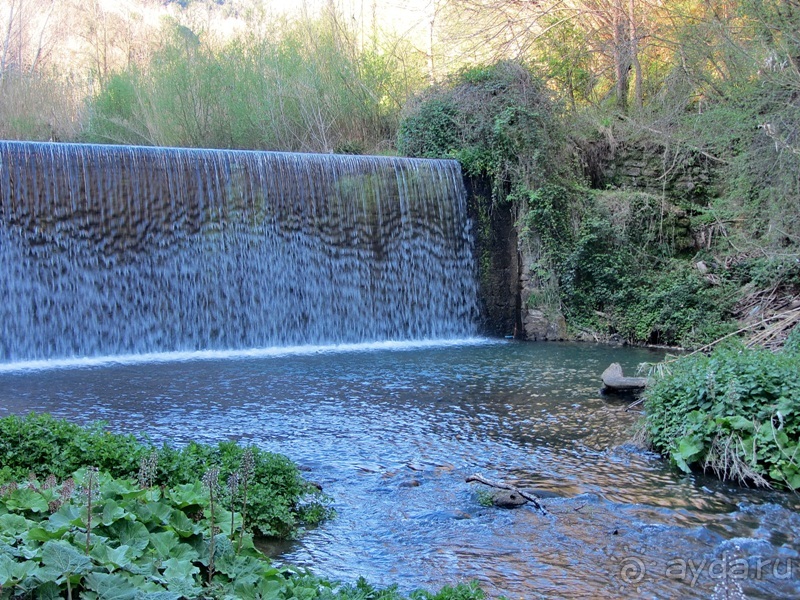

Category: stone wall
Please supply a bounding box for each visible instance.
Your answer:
[517,226,568,341]
[583,139,716,205]
[467,139,715,342]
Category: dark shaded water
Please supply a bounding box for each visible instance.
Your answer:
[0,341,798,599]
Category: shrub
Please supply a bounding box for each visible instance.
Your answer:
[0,413,328,537]
[644,345,800,489]
[558,191,735,346]
[397,61,568,201]
[0,71,85,142]
[85,13,422,153]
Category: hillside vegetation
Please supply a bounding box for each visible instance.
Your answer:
[1,0,798,348]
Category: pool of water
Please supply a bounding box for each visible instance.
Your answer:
[1,340,797,598]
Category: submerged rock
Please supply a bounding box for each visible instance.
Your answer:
[491,490,528,508]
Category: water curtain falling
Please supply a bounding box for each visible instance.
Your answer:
[0,142,479,362]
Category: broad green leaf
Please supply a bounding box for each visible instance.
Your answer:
[162,557,199,581]
[149,531,180,559]
[168,510,200,538]
[40,539,93,574]
[84,572,139,600]
[0,541,21,558]
[48,504,83,529]
[162,557,201,598]
[167,483,207,509]
[214,509,242,536]
[133,501,173,526]
[3,488,49,513]
[169,542,200,562]
[210,533,235,561]
[136,593,181,600]
[101,499,129,526]
[123,558,160,579]
[37,540,93,583]
[234,580,261,600]
[718,415,755,433]
[164,579,203,599]
[99,477,139,498]
[256,577,287,600]
[121,573,165,592]
[26,525,69,542]
[90,543,132,571]
[672,437,704,473]
[0,513,33,536]
[72,530,111,554]
[0,554,13,586]
[14,559,38,580]
[106,520,150,553]
[34,581,62,600]
[216,552,268,586]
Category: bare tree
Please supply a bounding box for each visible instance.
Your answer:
[0,0,58,77]
[438,0,655,111]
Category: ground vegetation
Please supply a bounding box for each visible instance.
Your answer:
[0,414,487,599]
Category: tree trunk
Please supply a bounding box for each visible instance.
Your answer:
[612,0,629,112]
[629,0,642,109]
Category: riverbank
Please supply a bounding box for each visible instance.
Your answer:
[640,333,800,491]
[0,413,485,599]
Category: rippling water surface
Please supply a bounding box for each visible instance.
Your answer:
[1,340,798,598]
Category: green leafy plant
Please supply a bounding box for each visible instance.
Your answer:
[0,470,487,599]
[0,468,309,599]
[644,344,800,489]
[398,61,568,202]
[555,189,735,346]
[0,413,330,538]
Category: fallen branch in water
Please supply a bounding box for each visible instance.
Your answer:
[466,474,548,514]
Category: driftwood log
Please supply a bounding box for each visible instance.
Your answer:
[466,474,548,514]
[601,363,648,392]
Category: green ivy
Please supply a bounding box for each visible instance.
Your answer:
[398,61,567,203]
[557,192,735,346]
[396,98,459,158]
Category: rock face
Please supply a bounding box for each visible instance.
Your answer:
[466,176,521,338]
[523,309,567,341]
[582,139,715,207]
[518,223,568,341]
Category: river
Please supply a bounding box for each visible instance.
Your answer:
[0,340,797,598]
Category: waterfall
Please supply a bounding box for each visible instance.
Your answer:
[0,142,479,362]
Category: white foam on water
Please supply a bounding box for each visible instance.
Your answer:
[0,337,496,373]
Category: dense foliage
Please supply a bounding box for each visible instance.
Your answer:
[0,468,486,599]
[644,340,800,489]
[398,61,568,201]
[555,191,740,346]
[0,413,327,538]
